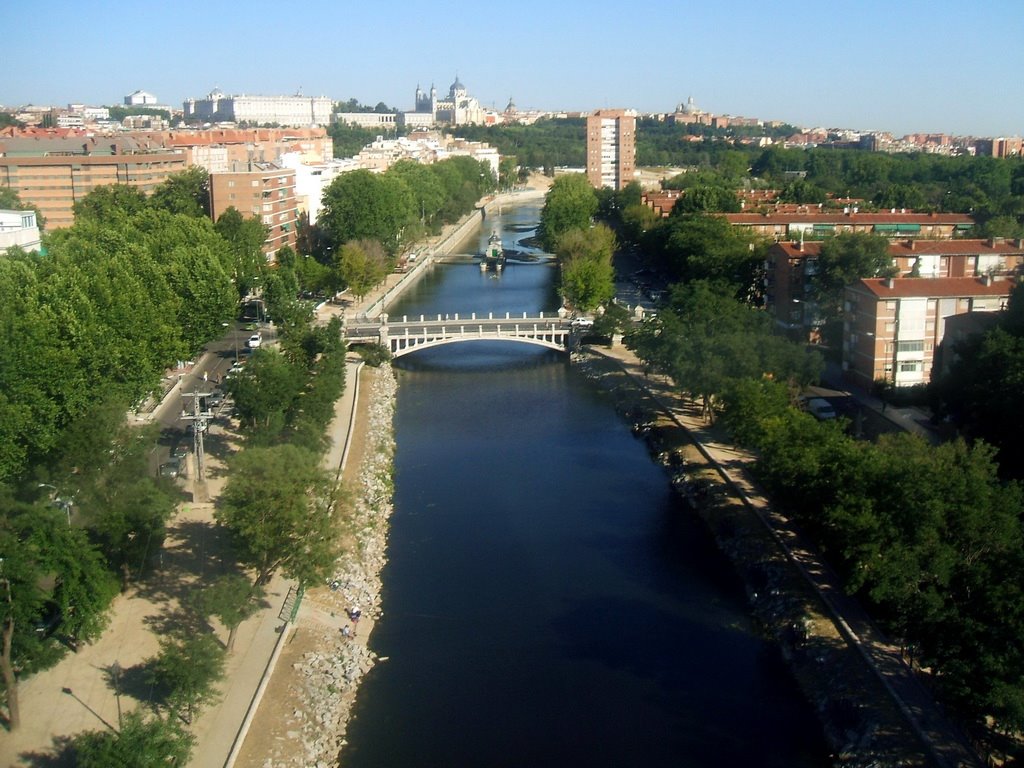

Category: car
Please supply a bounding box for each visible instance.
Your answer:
[170,442,191,460]
[247,333,262,349]
[205,390,225,410]
[805,397,837,420]
[571,317,594,329]
[159,457,184,478]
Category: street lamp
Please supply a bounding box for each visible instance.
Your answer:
[38,484,72,526]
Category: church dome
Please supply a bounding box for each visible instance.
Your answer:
[451,75,465,91]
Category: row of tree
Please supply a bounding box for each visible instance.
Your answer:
[0,171,271,739]
[722,373,1024,732]
[0,175,265,484]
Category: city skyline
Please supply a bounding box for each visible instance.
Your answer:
[5,0,1024,138]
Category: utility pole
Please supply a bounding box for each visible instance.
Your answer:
[180,387,214,483]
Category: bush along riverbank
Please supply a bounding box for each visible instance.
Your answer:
[572,348,935,768]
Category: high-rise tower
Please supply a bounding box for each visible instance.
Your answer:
[585,109,637,191]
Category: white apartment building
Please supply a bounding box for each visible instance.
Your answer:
[0,209,42,254]
[279,153,359,224]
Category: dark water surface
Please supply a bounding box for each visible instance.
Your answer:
[341,208,829,767]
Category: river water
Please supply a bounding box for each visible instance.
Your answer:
[341,203,829,767]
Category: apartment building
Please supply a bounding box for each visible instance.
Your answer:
[0,209,42,254]
[765,238,1024,339]
[0,137,186,230]
[842,276,1013,389]
[586,109,636,191]
[208,163,298,257]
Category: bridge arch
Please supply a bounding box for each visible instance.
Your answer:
[388,335,568,358]
[344,312,579,359]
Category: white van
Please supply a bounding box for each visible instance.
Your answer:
[806,398,837,420]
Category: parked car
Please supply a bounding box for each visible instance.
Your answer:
[805,397,837,420]
[170,442,191,460]
[205,390,225,410]
[247,333,262,349]
[159,457,184,478]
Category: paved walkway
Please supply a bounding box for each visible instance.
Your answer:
[589,344,983,768]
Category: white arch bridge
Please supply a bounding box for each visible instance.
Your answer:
[344,311,584,358]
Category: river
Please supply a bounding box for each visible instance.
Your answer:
[341,203,830,767]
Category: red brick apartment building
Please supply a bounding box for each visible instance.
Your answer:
[586,109,636,191]
[209,164,298,257]
[842,276,1013,389]
[765,238,1024,339]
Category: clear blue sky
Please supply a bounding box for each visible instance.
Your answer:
[6,0,1023,137]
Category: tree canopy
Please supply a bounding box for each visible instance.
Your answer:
[538,174,597,252]
[216,444,341,587]
[556,224,617,313]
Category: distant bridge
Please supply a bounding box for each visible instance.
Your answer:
[344,311,582,358]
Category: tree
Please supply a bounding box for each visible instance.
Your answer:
[146,633,225,723]
[71,710,194,767]
[625,280,821,420]
[1,500,118,730]
[216,444,340,586]
[936,324,1024,480]
[646,213,765,299]
[808,232,897,323]
[671,185,741,214]
[556,225,617,313]
[149,167,210,218]
[336,239,389,301]
[320,170,415,255]
[387,159,446,234]
[778,178,827,205]
[214,207,268,298]
[193,574,266,652]
[538,174,597,251]
[225,348,303,435]
[73,185,149,223]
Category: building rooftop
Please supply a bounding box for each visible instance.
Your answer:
[724,211,974,225]
[853,276,1014,299]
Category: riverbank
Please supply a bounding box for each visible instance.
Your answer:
[573,344,977,768]
[232,363,396,767]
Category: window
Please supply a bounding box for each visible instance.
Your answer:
[899,361,921,373]
[897,340,924,353]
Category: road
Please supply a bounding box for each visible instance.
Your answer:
[142,316,276,476]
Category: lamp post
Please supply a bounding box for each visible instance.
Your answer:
[38,484,72,526]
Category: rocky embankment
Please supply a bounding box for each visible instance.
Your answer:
[254,365,397,768]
